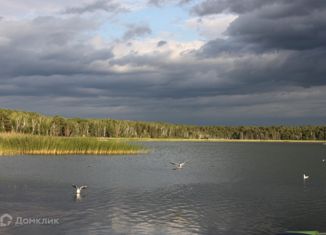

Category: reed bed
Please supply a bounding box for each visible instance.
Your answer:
[0,134,145,155]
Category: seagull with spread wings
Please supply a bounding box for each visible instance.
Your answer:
[72,184,88,195]
[170,161,187,170]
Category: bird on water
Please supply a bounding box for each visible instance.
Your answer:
[72,185,88,195]
[170,161,187,170]
[303,174,309,180]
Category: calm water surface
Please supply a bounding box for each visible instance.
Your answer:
[0,142,326,235]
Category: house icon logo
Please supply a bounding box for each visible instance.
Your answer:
[0,213,13,227]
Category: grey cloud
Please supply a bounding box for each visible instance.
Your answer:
[63,0,125,15]
[193,0,271,15]
[1,80,326,125]
[195,38,258,57]
[147,0,165,6]
[226,9,326,51]
[109,42,326,99]
[1,16,98,49]
[0,16,112,78]
[1,48,326,124]
[192,0,326,16]
[221,50,326,92]
[148,0,193,7]
[123,25,152,40]
[196,1,326,54]
[41,47,114,63]
[0,1,326,124]
[157,40,167,47]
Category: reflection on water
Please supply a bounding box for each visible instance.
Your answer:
[0,142,326,234]
[73,194,85,202]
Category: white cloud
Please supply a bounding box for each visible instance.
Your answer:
[186,14,237,39]
[112,38,203,58]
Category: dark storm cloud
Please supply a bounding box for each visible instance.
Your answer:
[0,1,326,124]
[193,0,326,16]
[63,0,125,15]
[123,25,152,40]
[226,7,326,51]
[194,0,326,52]
[0,16,113,78]
[194,0,326,93]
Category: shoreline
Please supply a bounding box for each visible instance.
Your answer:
[103,137,326,144]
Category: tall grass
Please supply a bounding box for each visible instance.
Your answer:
[0,134,145,155]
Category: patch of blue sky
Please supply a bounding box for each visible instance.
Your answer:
[97,19,126,41]
[98,4,200,42]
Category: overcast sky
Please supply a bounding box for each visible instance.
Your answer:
[0,0,325,125]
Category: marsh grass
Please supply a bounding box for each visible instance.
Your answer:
[0,133,145,155]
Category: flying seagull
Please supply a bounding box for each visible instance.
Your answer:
[170,161,187,170]
[72,185,88,195]
[303,174,309,180]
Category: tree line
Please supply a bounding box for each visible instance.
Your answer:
[0,108,325,140]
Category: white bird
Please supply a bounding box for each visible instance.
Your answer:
[303,174,309,180]
[72,185,88,195]
[170,161,186,169]
[322,159,325,162]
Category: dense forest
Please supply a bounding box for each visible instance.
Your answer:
[0,108,325,140]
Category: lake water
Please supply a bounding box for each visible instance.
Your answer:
[0,142,326,235]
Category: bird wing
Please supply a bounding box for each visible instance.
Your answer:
[80,186,88,190]
[170,162,178,165]
[72,184,78,189]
